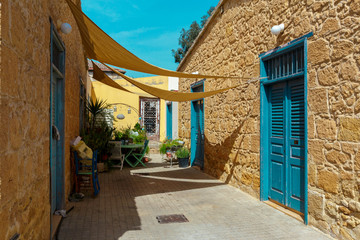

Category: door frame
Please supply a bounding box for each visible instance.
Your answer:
[259,33,312,224]
[190,80,205,169]
[50,20,66,214]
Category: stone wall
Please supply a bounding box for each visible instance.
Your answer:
[0,0,87,239]
[178,0,360,239]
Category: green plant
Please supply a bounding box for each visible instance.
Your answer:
[129,123,147,144]
[131,133,146,144]
[114,130,123,141]
[133,122,142,131]
[81,121,115,162]
[159,139,183,154]
[119,126,131,140]
[175,147,190,159]
[86,98,110,129]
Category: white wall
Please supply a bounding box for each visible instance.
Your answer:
[168,77,179,139]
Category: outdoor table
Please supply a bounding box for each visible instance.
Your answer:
[121,144,146,167]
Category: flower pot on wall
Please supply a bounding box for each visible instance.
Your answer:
[178,158,189,168]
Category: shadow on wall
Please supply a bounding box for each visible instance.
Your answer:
[203,85,261,193]
[204,121,248,184]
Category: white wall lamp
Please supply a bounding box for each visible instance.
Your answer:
[271,23,284,35]
[60,23,72,34]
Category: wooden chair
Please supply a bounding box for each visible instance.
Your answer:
[73,150,100,196]
[109,141,125,170]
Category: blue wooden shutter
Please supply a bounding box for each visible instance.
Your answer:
[269,83,286,204]
[287,79,305,212]
[166,103,173,139]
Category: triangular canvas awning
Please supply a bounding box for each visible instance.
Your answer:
[92,61,154,97]
[65,0,238,79]
[98,62,240,102]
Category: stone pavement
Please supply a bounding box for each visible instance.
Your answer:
[58,154,332,240]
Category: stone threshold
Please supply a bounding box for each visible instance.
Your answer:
[52,203,75,239]
[265,199,304,223]
[51,215,62,240]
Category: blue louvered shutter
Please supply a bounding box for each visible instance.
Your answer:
[269,83,286,204]
[287,79,305,212]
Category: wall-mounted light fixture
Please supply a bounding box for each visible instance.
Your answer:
[271,23,284,35]
[60,23,72,34]
[117,114,125,120]
[113,106,117,112]
[128,108,131,114]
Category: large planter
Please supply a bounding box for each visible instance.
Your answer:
[178,157,189,168]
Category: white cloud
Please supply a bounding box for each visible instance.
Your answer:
[82,0,122,22]
[111,27,159,40]
[82,0,140,21]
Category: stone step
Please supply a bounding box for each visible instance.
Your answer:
[149,149,160,154]
[148,140,161,154]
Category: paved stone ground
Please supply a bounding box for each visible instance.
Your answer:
[58,154,332,240]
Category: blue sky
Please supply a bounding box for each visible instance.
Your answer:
[82,0,219,78]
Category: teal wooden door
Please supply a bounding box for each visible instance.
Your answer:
[191,83,204,169]
[50,73,64,213]
[191,99,204,168]
[269,79,305,213]
[50,23,65,214]
[50,74,57,214]
[166,103,172,139]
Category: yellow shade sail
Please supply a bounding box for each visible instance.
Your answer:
[91,61,154,97]
[65,0,238,79]
[100,62,241,102]
[92,61,132,93]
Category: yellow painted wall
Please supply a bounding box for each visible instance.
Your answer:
[92,75,168,141]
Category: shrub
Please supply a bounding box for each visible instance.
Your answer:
[175,147,190,159]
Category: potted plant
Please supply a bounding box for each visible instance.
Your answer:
[120,126,131,144]
[159,139,183,155]
[81,98,115,171]
[175,147,190,168]
[82,122,115,171]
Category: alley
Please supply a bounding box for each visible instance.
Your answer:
[58,155,331,240]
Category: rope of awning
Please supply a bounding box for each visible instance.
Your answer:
[65,0,248,79]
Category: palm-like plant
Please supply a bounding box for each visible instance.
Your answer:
[86,98,109,129]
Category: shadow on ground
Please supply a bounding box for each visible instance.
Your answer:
[58,159,224,239]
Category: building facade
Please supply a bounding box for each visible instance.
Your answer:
[177,0,360,239]
[1,0,88,238]
[92,74,179,142]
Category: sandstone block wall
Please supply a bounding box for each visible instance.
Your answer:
[0,0,87,239]
[178,0,360,239]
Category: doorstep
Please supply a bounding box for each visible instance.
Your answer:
[51,215,62,240]
[264,199,304,223]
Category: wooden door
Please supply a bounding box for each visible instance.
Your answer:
[268,79,305,213]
